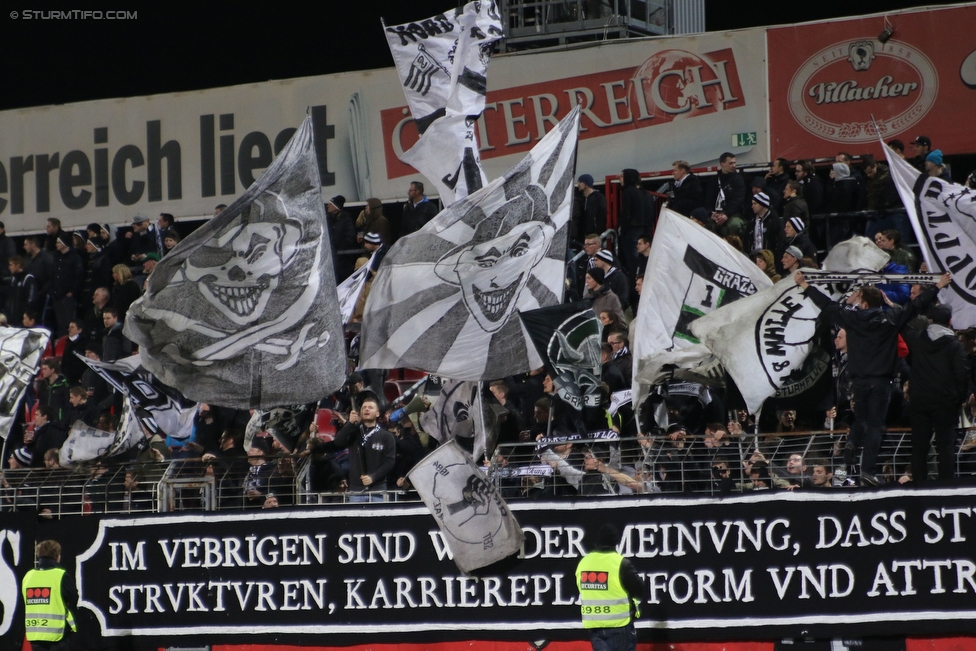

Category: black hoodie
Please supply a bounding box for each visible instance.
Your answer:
[901,323,970,409]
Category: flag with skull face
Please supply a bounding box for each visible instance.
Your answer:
[125,116,346,409]
[360,106,580,381]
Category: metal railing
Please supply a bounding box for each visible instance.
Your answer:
[4,428,976,516]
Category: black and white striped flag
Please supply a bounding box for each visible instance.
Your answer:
[360,107,580,380]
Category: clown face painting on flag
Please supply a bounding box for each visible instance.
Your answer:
[360,107,580,381]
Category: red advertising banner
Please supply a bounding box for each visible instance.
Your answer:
[381,46,750,180]
[767,4,976,160]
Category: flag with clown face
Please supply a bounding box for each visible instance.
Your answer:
[359,107,579,380]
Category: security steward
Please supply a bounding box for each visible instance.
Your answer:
[576,524,645,651]
[22,540,78,651]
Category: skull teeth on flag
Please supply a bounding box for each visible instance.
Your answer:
[359,106,580,381]
[125,116,346,409]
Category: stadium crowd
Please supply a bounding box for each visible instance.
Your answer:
[2,139,976,516]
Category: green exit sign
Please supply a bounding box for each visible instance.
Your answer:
[732,132,758,147]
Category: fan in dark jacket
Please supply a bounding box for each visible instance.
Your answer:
[618,168,653,276]
[51,234,85,337]
[666,161,705,217]
[824,163,860,244]
[703,153,747,236]
[742,192,784,264]
[401,181,439,237]
[327,195,357,281]
[783,217,817,262]
[900,304,970,483]
[576,174,607,238]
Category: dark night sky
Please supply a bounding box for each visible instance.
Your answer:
[0,1,966,112]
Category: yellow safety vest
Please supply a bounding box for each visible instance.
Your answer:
[576,551,634,629]
[22,567,77,642]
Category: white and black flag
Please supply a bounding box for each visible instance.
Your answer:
[408,440,524,574]
[0,327,49,440]
[886,142,976,328]
[360,106,580,380]
[384,1,503,204]
[125,116,346,409]
[632,208,772,386]
[420,379,499,461]
[59,421,132,467]
[76,353,196,441]
[690,237,890,414]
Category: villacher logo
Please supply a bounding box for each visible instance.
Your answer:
[788,38,938,143]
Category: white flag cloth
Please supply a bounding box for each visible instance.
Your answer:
[336,251,377,324]
[59,420,135,467]
[420,379,495,460]
[608,390,632,417]
[360,107,579,380]
[77,353,196,441]
[690,237,889,413]
[408,440,524,574]
[885,143,976,328]
[0,327,49,440]
[632,207,772,386]
[384,1,503,204]
[126,116,346,409]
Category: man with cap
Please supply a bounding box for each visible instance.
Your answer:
[743,191,783,265]
[783,216,817,262]
[362,232,388,277]
[22,539,79,650]
[401,180,438,237]
[577,174,607,238]
[750,175,780,215]
[50,233,84,337]
[576,523,644,651]
[900,303,969,484]
[592,249,629,310]
[781,246,804,274]
[126,213,161,273]
[326,196,357,281]
[909,136,932,172]
[924,150,952,182]
[9,446,32,469]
